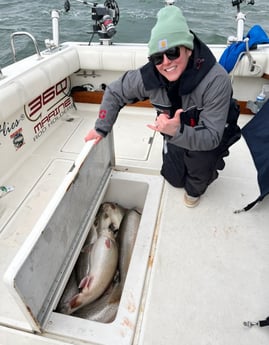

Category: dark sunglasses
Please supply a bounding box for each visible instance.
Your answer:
[148,46,181,65]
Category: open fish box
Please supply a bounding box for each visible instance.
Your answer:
[4,133,163,345]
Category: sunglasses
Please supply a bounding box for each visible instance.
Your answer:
[148,46,181,65]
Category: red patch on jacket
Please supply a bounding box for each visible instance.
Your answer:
[190,118,196,127]
[99,109,107,119]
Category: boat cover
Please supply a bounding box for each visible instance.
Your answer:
[219,25,269,73]
[238,99,269,211]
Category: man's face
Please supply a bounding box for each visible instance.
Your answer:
[155,46,192,81]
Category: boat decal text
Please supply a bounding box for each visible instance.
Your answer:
[32,97,73,141]
[24,78,69,122]
[0,114,25,138]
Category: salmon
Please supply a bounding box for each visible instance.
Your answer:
[72,209,141,320]
[117,209,141,285]
[72,279,121,323]
[75,217,99,284]
[97,202,126,233]
[75,202,125,283]
[67,229,119,314]
[57,270,79,314]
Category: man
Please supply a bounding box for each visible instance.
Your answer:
[85,5,240,207]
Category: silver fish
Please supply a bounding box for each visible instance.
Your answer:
[75,219,98,283]
[97,202,126,234]
[57,270,79,314]
[75,243,93,285]
[75,202,125,283]
[67,229,119,314]
[73,278,121,323]
[117,209,141,285]
[73,209,141,321]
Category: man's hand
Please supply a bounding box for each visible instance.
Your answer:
[84,129,103,144]
[147,109,182,136]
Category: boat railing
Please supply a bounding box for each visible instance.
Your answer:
[0,68,5,80]
[10,31,42,62]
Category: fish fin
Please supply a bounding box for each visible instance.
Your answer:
[105,238,112,249]
[79,275,93,289]
[69,294,82,309]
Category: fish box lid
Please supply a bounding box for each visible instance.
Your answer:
[4,134,115,332]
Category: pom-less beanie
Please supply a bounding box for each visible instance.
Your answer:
[148,6,194,56]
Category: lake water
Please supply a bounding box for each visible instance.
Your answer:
[0,0,269,67]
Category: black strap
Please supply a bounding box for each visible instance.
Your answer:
[244,316,269,328]
[259,316,269,327]
[234,195,263,213]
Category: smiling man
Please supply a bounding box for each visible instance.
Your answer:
[85,5,240,208]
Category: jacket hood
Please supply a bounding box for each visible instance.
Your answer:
[180,31,216,94]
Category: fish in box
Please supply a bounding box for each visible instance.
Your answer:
[4,134,163,345]
[57,204,141,323]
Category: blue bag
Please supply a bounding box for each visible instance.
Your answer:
[219,25,269,73]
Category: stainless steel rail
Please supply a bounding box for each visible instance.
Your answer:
[0,68,5,80]
[10,31,42,62]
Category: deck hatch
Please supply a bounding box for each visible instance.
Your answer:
[4,135,115,331]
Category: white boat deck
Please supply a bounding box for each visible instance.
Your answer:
[123,111,269,345]
[137,116,269,345]
[1,102,269,344]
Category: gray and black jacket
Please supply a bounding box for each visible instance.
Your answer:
[95,33,233,151]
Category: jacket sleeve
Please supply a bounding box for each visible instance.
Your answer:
[169,64,232,151]
[94,69,149,136]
